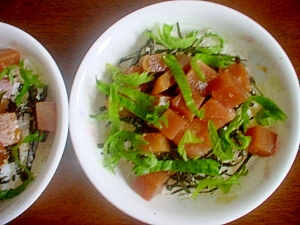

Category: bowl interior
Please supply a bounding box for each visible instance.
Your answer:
[0,22,68,224]
[70,1,300,225]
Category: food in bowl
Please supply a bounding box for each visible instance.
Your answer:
[0,48,56,199]
[70,1,299,224]
[93,23,287,201]
[0,22,67,224]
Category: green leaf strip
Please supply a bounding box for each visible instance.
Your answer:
[162,54,204,118]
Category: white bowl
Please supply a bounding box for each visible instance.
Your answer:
[0,22,68,223]
[69,1,300,224]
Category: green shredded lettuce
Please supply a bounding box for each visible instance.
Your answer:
[0,64,17,83]
[96,64,168,128]
[196,33,224,54]
[190,56,206,82]
[0,90,7,101]
[146,23,198,50]
[133,158,220,176]
[11,131,44,178]
[90,112,109,121]
[221,115,252,150]
[107,84,121,134]
[117,93,168,128]
[0,178,33,200]
[241,95,287,130]
[192,165,248,199]
[208,120,234,162]
[15,61,47,106]
[107,64,154,86]
[162,54,204,118]
[192,53,238,69]
[102,130,146,172]
[177,130,202,161]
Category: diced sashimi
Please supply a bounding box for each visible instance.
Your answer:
[156,108,188,140]
[245,126,277,157]
[171,93,204,122]
[140,54,167,72]
[172,118,211,158]
[0,143,8,166]
[0,98,9,113]
[140,133,170,153]
[207,71,248,109]
[0,78,14,99]
[200,98,236,129]
[185,128,211,158]
[186,68,207,97]
[0,49,20,72]
[0,112,21,146]
[219,63,251,92]
[36,101,57,132]
[134,171,171,201]
[154,95,171,107]
[152,71,176,94]
[122,65,143,74]
[194,60,220,83]
[173,118,206,145]
[186,61,219,96]
[140,53,191,74]
[175,54,192,72]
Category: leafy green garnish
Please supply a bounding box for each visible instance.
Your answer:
[90,113,109,121]
[0,64,17,83]
[208,95,286,161]
[196,33,224,55]
[15,61,47,106]
[190,56,206,82]
[177,130,202,161]
[146,23,198,50]
[162,54,204,118]
[118,85,157,109]
[11,131,44,177]
[241,95,287,129]
[102,128,220,177]
[221,115,252,150]
[115,71,153,86]
[117,93,168,128]
[0,90,7,102]
[102,130,146,172]
[96,78,110,95]
[0,177,33,200]
[192,53,238,69]
[191,165,248,199]
[208,120,234,162]
[96,67,168,128]
[107,84,121,134]
[133,158,220,176]
[107,64,154,86]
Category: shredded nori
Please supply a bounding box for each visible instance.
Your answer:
[0,85,48,200]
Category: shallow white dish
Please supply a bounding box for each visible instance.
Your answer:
[69,1,300,224]
[0,22,68,223]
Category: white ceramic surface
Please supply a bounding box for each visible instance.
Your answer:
[0,22,69,224]
[69,1,300,225]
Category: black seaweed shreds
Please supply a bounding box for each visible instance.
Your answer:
[0,176,10,184]
[98,143,104,148]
